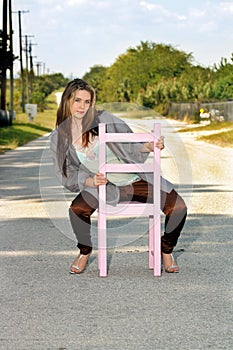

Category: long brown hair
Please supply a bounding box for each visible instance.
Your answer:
[56,79,98,176]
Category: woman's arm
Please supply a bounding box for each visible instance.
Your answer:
[85,173,108,188]
[140,136,165,152]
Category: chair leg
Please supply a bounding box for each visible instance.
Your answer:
[149,215,161,276]
[153,215,161,277]
[98,211,107,277]
[149,216,154,269]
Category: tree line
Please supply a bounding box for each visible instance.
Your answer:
[9,41,233,117]
[82,41,233,116]
[10,72,69,113]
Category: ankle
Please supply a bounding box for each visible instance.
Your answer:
[162,253,175,266]
[78,243,92,255]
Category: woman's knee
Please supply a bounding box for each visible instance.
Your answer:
[162,189,187,217]
[176,195,187,215]
[69,203,92,218]
[69,204,82,217]
[70,192,98,217]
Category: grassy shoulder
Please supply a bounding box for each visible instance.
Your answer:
[0,93,57,154]
[178,121,233,148]
[198,129,233,147]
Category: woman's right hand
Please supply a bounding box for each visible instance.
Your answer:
[93,173,108,187]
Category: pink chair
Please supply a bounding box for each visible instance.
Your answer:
[98,122,161,277]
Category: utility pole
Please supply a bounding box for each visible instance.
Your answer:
[13,9,29,112]
[0,0,17,127]
[0,0,7,112]
[23,34,34,104]
[43,62,46,75]
[35,61,42,76]
[9,0,14,125]
[29,43,37,102]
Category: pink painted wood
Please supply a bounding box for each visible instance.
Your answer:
[98,122,161,277]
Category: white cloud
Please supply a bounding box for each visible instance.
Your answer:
[55,5,63,12]
[176,15,186,21]
[189,8,206,18]
[139,1,170,16]
[139,1,188,23]
[67,0,88,5]
[139,1,157,11]
[35,0,61,4]
[199,20,217,33]
[219,1,233,14]
[67,0,109,7]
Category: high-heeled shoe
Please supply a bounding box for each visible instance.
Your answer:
[162,253,179,273]
[69,253,91,274]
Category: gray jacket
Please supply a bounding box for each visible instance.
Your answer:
[50,111,173,206]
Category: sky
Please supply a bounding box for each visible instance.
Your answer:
[2,0,233,78]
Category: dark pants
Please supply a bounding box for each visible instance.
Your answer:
[69,180,187,255]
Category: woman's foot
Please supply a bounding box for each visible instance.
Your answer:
[162,253,179,273]
[69,253,91,274]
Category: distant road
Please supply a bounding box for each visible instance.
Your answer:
[55,92,62,106]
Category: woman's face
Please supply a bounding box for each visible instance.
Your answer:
[70,89,91,118]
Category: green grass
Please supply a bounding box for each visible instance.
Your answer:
[178,121,233,132]
[198,129,233,147]
[0,123,52,153]
[0,92,57,154]
[178,121,233,148]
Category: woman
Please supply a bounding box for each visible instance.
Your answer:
[50,78,187,274]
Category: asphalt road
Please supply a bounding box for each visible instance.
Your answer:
[0,118,232,350]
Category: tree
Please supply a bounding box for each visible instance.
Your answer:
[212,57,233,100]
[97,41,193,104]
[82,65,107,101]
[80,43,233,115]
[30,73,69,110]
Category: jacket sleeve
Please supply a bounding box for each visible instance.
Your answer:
[49,129,92,193]
[61,150,81,192]
[49,129,63,185]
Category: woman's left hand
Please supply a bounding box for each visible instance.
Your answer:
[146,136,165,152]
[155,136,165,150]
[141,136,165,152]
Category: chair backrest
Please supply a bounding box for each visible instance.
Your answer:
[98,122,161,217]
[98,122,162,277]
